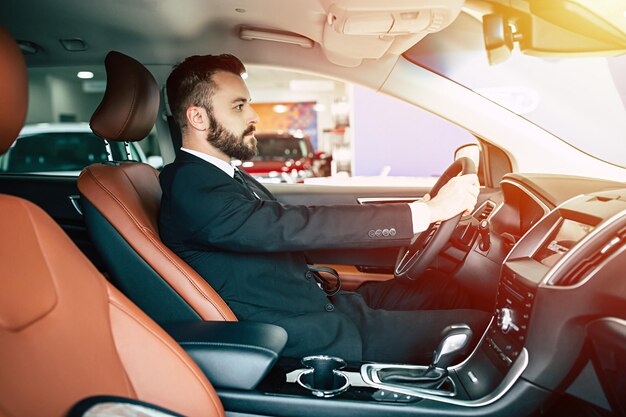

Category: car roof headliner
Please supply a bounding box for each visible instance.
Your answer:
[0,0,489,87]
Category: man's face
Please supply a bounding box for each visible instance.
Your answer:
[205,71,259,161]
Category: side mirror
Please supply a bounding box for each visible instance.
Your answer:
[454,143,480,169]
[455,143,485,185]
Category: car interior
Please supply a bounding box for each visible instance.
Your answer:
[1,1,626,417]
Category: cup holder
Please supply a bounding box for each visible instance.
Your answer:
[297,355,350,398]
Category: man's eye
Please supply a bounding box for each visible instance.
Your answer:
[234,104,244,111]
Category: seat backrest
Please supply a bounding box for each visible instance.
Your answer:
[0,27,224,417]
[77,51,236,324]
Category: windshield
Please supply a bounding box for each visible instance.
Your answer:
[405,13,626,168]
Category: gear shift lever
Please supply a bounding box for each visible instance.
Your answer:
[378,324,473,388]
[432,323,473,369]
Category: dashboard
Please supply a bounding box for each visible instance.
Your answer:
[459,173,626,414]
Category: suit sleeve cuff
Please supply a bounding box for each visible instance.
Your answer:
[408,201,431,234]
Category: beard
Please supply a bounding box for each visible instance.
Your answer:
[207,114,257,161]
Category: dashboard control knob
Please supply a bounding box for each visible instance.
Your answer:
[497,307,518,333]
[478,220,491,251]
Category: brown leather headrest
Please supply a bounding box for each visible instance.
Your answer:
[0,27,28,155]
[90,51,159,142]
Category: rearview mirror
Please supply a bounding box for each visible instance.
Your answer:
[482,1,626,65]
[483,14,516,65]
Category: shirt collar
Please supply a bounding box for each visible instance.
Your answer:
[180,147,235,178]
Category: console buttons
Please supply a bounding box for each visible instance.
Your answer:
[372,390,417,403]
[487,337,502,353]
[500,354,512,366]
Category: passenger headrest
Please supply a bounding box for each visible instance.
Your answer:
[90,51,159,142]
[0,27,28,156]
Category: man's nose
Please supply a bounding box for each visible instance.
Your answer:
[248,107,260,125]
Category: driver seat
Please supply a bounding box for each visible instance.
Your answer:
[77,51,236,325]
[0,27,224,417]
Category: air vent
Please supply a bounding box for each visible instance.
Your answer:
[474,200,496,222]
[553,231,625,287]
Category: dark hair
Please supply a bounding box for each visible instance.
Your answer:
[166,54,246,130]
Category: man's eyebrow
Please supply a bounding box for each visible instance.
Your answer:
[232,97,252,104]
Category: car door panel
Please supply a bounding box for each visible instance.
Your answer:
[269,183,497,289]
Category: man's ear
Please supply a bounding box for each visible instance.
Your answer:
[186,106,209,131]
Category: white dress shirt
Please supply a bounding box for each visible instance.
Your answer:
[180,148,431,234]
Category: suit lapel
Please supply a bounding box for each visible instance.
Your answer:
[175,152,275,201]
[240,170,276,201]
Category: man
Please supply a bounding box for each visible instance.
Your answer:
[160,54,489,364]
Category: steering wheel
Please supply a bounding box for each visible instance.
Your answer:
[394,157,477,282]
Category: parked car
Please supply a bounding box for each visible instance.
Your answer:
[239,133,331,183]
[0,123,162,175]
[1,1,625,417]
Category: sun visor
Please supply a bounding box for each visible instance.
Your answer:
[320,0,464,66]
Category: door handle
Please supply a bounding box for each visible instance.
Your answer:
[68,195,83,216]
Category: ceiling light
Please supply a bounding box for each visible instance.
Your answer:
[273,104,288,114]
[240,27,314,48]
[59,38,87,52]
[77,71,94,79]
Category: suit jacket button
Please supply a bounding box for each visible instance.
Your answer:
[382,228,390,237]
[305,271,313,280]
[389,228,396,236]
[368,230,376,238]
[375,229,382,237]
[325,303,335,312]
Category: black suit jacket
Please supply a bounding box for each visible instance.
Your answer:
[159,151,413,359]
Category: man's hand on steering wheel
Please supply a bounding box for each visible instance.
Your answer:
[424,173,480,223]
[395,157,478,282]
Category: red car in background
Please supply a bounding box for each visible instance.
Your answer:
[239,133,331,183]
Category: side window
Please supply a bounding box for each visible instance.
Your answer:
[245,66,477,185]
[0,66,162,176]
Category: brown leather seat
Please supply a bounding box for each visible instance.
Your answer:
[77,51,236,324]
[0,27,224,417]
